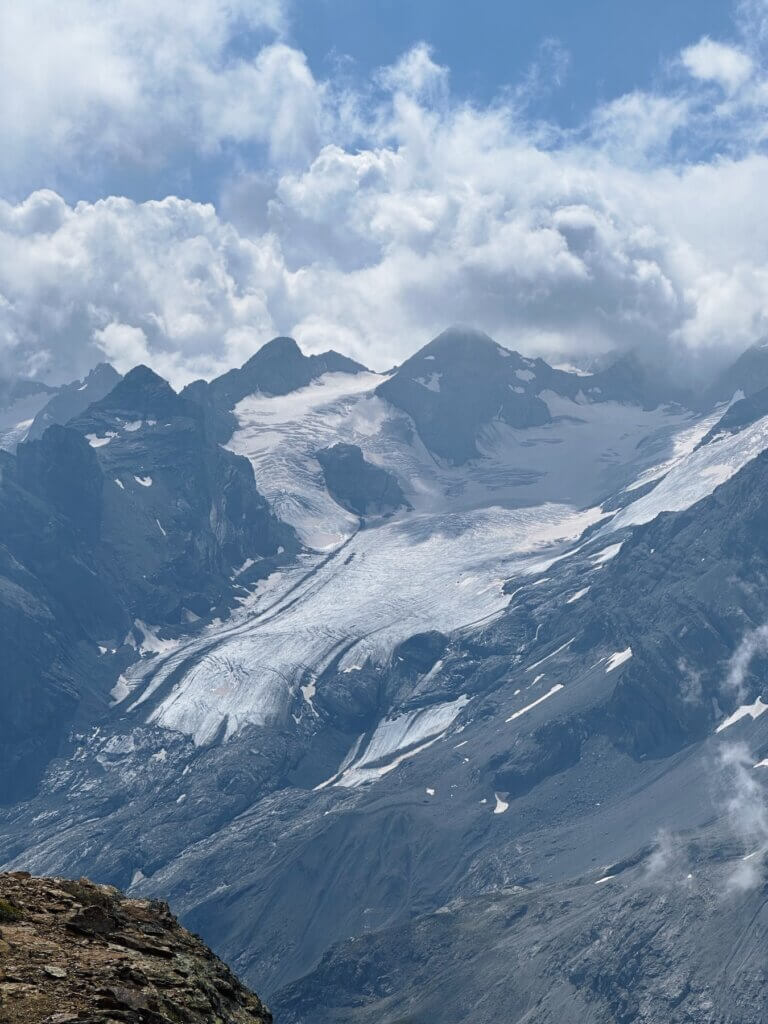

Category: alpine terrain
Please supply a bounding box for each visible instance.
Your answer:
[3,326,768,1022]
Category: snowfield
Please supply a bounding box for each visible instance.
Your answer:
[123,501,602,745]
[112,372,768,749]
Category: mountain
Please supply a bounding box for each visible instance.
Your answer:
[375,327,693,465]
[704,340,768,407]
[3,329,768,1022]
[183,336,368,442]
[25,362,122,442]
[0,364,296,801]
[0,377,59,451]
[0,871,271,1022]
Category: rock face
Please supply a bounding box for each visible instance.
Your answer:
[704,340,768,406]
[0,872,271,1023]
[0,378,59,451]
[316,443,408,517]
[375,327,555,463]
[375,327,691,465]
[0,365,297,802]
[25,363,122,443]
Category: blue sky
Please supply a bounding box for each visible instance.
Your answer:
[1,0,768,385]
[292,0,735,123]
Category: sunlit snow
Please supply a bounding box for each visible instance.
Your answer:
[606,648,633,672]
[493,793,509,814]
[127,504,599,744]
[716,697,768,733]
[506,684,564,722]
[318,696,470,788]
[610,413,768,532]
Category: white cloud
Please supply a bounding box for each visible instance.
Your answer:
[2,14,768,385]
[376,42,449,101]
[681,38,754,93]
[0,0,317,194]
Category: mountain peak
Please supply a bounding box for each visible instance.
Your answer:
[192,336,369,440]
[120,364,174,391]
[376,328,552,463]
[250,335,303,360]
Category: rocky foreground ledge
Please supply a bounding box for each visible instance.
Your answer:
[0,872,272,1023]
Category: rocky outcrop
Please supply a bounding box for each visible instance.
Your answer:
[316,443,408,517]
[375,327,554,464]
[0,872,271,1023]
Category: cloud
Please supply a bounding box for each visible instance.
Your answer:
[0,0,318,195]
[718,742,768,891]
[376,42,449,101]
[681,38,754,93]
[0,191,282,385]
[3,9,768,383]
[724,622,768,700]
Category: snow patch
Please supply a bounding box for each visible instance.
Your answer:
[110,674,131,704]
[527,639,574,673]
[716,697,768,733]
[493,793,509,814]
[415,373,441,393]
[320,696,470,789]
[134,475,153,487]
[606,648,633,672]
[86,432,117,447]
[506,684,564,722]
[567,587,590,603]
[592,543,623,566]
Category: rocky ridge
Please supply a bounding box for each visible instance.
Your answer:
[0,872,271,1024]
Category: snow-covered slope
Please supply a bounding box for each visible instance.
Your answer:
[106,335,768,751]
[119,501,603,745]
[11,334,768,1024]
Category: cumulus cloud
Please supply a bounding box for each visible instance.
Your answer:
[0,191,282,384]
[3,5,768,383]
[681,38,754,93]
[0,0,320,194]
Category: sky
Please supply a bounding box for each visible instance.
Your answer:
[1,0,768,386]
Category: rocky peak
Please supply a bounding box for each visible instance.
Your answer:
[206,335,364,403]
[375,326,553,463]
[0,871,271,1023]
[92,365,180,421]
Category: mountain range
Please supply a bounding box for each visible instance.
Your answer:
[3,326,768,1022]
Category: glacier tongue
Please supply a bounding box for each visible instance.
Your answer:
[133,502,602,745]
